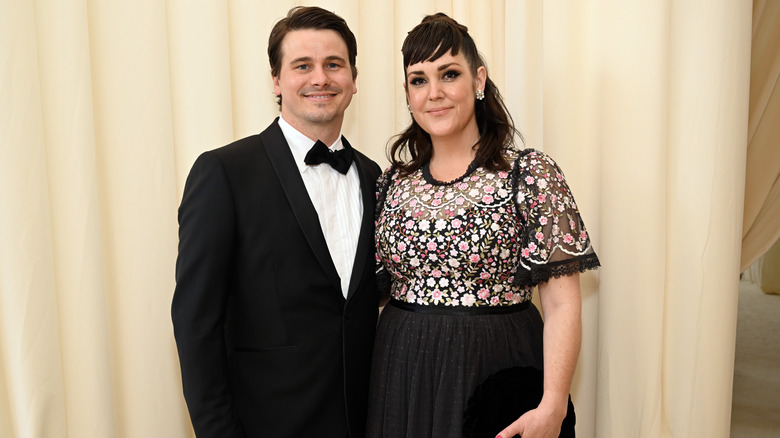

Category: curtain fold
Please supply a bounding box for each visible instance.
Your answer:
[0,1,756,437]
[662,2,751,436]
[1,1,65,437]
[741,0,780,271]
[33,1,116,437]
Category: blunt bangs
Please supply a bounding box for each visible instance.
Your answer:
[403,20,464,70]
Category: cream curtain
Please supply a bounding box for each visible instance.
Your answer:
[0,1,752,437]
[740,0,780,272]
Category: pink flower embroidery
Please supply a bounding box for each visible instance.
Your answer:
[460,294,476,307]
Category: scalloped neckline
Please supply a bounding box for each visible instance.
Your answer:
[421,159,480,186]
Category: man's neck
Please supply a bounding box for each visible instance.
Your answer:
[279,115,343,146]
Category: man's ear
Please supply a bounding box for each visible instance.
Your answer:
[272,72,281,97]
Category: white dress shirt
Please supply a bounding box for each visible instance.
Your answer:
[278,116,363,298]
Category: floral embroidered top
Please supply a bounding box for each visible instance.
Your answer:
[375,148,600,307]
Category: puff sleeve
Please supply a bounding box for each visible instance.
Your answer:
[512,149,600,287]
[375,167,397,299]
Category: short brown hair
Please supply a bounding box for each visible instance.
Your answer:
[268,6,358,81]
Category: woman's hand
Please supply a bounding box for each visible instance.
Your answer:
[494,402,566,438]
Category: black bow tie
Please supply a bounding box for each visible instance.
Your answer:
[304,140,354,174]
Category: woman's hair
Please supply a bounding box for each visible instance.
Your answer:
[390,13,522,175]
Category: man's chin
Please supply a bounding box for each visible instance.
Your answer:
[303,111,341,124]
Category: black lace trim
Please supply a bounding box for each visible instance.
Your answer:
[512,252,601,288]
[421,159,480,186]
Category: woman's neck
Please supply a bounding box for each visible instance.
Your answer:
[428,130,480,183]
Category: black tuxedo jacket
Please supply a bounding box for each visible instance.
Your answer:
[172,119,381,437]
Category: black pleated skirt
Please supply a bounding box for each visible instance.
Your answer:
[366,301,545,438]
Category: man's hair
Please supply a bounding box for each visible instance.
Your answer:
[268,6,358,80]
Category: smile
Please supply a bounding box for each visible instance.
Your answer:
[427,107,451,116]
[306,94,336,99]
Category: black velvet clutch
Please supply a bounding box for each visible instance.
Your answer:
[462,366,576,438]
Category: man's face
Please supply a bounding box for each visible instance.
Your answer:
[273,29,357,134]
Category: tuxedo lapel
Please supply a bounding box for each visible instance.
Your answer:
[346,140,376,300]
[260,120,341,292]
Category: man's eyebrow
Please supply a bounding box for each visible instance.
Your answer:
[289,55,348,65]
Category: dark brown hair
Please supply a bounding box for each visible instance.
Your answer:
[390,13,522,175]
[268,6,358,106]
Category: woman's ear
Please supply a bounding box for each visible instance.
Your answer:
[475,66,487,94]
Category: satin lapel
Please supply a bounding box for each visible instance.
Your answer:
[260,120,341,291]
[346,139,376,300]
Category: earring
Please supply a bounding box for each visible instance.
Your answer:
[476,89,485,100]
[407,103,413,114]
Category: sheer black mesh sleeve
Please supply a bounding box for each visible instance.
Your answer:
[511,149,600,287]
[375,167,397,299]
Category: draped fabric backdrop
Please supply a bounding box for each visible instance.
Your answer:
[741,0,780,274]
[0,1,768,437]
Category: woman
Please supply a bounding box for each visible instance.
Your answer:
[367,13,600,438]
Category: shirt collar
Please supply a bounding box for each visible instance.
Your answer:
[278,115,344,174]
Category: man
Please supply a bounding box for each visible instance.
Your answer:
[172,6,380,437]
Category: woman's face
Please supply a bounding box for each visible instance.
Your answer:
[405,52,486,145]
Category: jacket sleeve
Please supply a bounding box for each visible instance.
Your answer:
[171,151,244,438]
